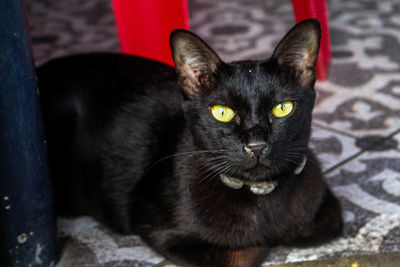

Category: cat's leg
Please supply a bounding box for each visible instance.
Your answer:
[160,241,268,267]
[290,188,343,247]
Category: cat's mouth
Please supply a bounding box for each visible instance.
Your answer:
[219,174,277,195]
[219,156,307,195]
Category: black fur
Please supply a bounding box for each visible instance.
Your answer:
[38,19,342,267]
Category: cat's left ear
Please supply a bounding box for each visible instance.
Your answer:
[170,30,222,98]
[271,19,321,87]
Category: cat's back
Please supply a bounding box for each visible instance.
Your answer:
[38,53,182,132]
[37,54,185,222]
[37,53,180,111]
[37,52,185,161]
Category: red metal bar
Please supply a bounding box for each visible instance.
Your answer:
[112,0,190,66]
[292,0,331,80]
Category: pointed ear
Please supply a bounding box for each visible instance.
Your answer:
[272,19,321,86]
[170,30,221,98]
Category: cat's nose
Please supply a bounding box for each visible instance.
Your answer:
[244,141,269,157]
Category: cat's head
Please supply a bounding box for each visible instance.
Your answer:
[170,19,320,182]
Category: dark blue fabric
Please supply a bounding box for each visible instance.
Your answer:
[0,1,59,266]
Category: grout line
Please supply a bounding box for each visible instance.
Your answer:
[389,128,400,137]
[323,128,400,175]
[312,122,357,139]
[323,150,364,174]
[359,128,400,151]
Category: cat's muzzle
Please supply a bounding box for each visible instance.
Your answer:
[243,143,270,158]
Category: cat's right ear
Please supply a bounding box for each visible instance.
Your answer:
[170,30,221,98]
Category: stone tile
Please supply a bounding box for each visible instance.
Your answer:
[310,124,360,173]
[189,0,294,62]
[57,217,164,266]
[355,133,399,152]
[311,0,400,138]
[392,130,400,150]
[313,76,400,138]
[27,0,120,66]
[277,149,400,264]
[264,251,400,267]
[56,237,98,267]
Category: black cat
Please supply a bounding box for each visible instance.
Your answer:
[38,19,342,267]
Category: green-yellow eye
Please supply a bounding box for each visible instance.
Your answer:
[211,105,235,122]
[272,101,294,117]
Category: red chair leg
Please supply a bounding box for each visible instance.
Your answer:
[111,0,190,66]
[292,0,330,80]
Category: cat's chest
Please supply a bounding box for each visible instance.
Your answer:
[186,183,292,246]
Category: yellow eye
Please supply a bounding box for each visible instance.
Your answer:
[272,101,294,117]
[211,105,235,122]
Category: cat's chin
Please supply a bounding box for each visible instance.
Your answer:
[244,157,273,169]
[229,164,276,182]
[236,159,277,180]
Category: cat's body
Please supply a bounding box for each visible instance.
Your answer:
[38,20,342,267]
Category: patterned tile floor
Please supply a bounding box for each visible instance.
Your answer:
[27,0,400,266]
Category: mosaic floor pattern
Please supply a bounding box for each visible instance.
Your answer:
[27,0,400,266]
